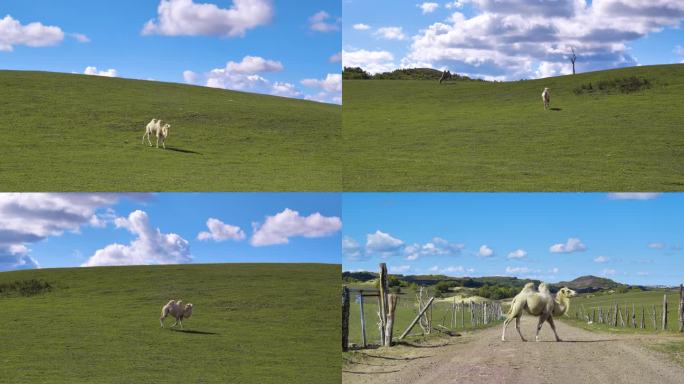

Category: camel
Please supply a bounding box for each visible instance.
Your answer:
[160,299,194,329]
[501,283,576,342]
[142,118,171,149]
[542,87,550,110]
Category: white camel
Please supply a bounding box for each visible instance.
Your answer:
[142,118,171,149]
[501,283,576,342]
[542,87,550,110]
[160,299,194,329]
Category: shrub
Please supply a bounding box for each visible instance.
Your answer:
[0,279,52,297]
[574,76,651,95]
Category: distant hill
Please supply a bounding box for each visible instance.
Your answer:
[343,66,477,81]
[554,275,621,293]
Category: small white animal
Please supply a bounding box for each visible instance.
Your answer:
[142,118,171,149]
[542,88,550,110]
[160,299,194,329]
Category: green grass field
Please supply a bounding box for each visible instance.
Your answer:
[343,64,684,191]
[346,288,502,347]
[0,263,339,383]
[561,288,683,333]
[0,71,341,191]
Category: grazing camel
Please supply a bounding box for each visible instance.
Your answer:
[142,118,171,149]
[160,299,194,329]
[542,87,550,110]
[501,283,576,342]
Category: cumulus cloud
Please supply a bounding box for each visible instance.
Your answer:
[0,193,128,271]
[142,0,272,37]
[183,70,200,84]
[250,208,341,246]
[300,74,342,104]
[404,237,463,260]
[343,49,396,74]
[308,11,339,32]
[343,236,365,261]
[505,266,533,274]
[608,192,661,200]
[375,26,406,40]
[399,0,684,80]
[549,237,587,253]
[647,242,665,249]
[227,55,283,73]
[84,66,118,77]
[389,265,411,274]
[270,82,302,98]
[594,255,610,263]
[329,52,342,63]
[430,265,474,275]
[0,15,66,52]
[365,230,404,257]
[445,1,465,9]
[601,268,616,276]
[353,23,371,30]
[70,33,90,43]
[478,244,494,257]
[197,218,245,242]
[418,2,439,14]
[507,249,527,259]
[82,210,191,267]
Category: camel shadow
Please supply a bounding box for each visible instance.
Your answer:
[549,107,562,111]
[343,369,401,375]
[170,329,218,335]
[165,147,202,155]
[532,339,618,343]
[363,354,432,361]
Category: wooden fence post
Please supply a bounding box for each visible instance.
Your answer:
[358,290,366,348]
[640,305,645,329]
[662,294,668,331]
[451,296,456,328]
[400,297,435,339]
[613,303,618,327]
[384,294,398,347]
[461,301,465,328]
[632,303,636,328]
[652,304,657,330]
[342,286,350,351]
[378,263,388,345]
[679,284,683,332]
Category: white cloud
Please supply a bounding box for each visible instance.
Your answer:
[505,266,532,274]
[673,45,684,55]
[197,218,245,242]
[594,255,610,263]
[0,15,65,52]
[142,0,272,37]
[308,11,339,32]
[365,230,404,257]
[343,49,396,74]
[404,237,463,260]
[183,70,199,84]
[301,73,342,93]
[549,237,587,253]
[608,193,661,200]
[226,55,283,73]
[549,267,560,274]
[507,249,527,259]
[648,242,665,249]
[329,52,342,62]
[270,82,302,98]
[82,210,191,267]
[250,208,341,246]
[343,236,365,261]
[601,268,616,276]
[84,66,118,77]
[389,265,411,274]
[70,33,90,43]
[404,1,684,80]
[353,23,371,30]
[418,2,439,14]
[375,26,406,40]
[478,244,494,257]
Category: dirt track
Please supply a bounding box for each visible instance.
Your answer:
[343,316,684,384]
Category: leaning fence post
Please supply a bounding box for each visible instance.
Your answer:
[342,286,350,351]
[662,294,668,331]
[385,294,398,346]
[400,297,435,339]
[358,290,366,348]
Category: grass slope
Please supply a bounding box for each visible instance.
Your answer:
[343,64,684,191]
[0,263,339,383]
[0,71,341,191]
[561,288,683,333]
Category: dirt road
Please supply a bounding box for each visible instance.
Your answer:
[343,316,684,384]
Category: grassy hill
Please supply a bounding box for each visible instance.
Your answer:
[0,71,341,191]
[556,275,622,293]
[0,263,339,383]
[343,64,684,191]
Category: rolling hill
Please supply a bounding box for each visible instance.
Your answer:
[0,263,339,383]
[343,64,684,191]
[0,71,341,191]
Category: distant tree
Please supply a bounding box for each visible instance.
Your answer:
[342,67,371,80]
[570,47,577,75]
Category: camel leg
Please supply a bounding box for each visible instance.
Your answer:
[515,316,527,342]
[156,135,160,148]
[161,137,166,149]
[535,314,548,342]
[160,315,165,328]
[502,317,511,341]
[546,316,562,342]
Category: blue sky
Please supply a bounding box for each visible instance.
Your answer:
[343,0,684,80]
[0,0,341,103]
[343,193,684,286]
[0,193,341,271]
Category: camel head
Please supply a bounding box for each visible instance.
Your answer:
[162,124,170,136]
[556,287,577,299]
[184,303,193,318]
